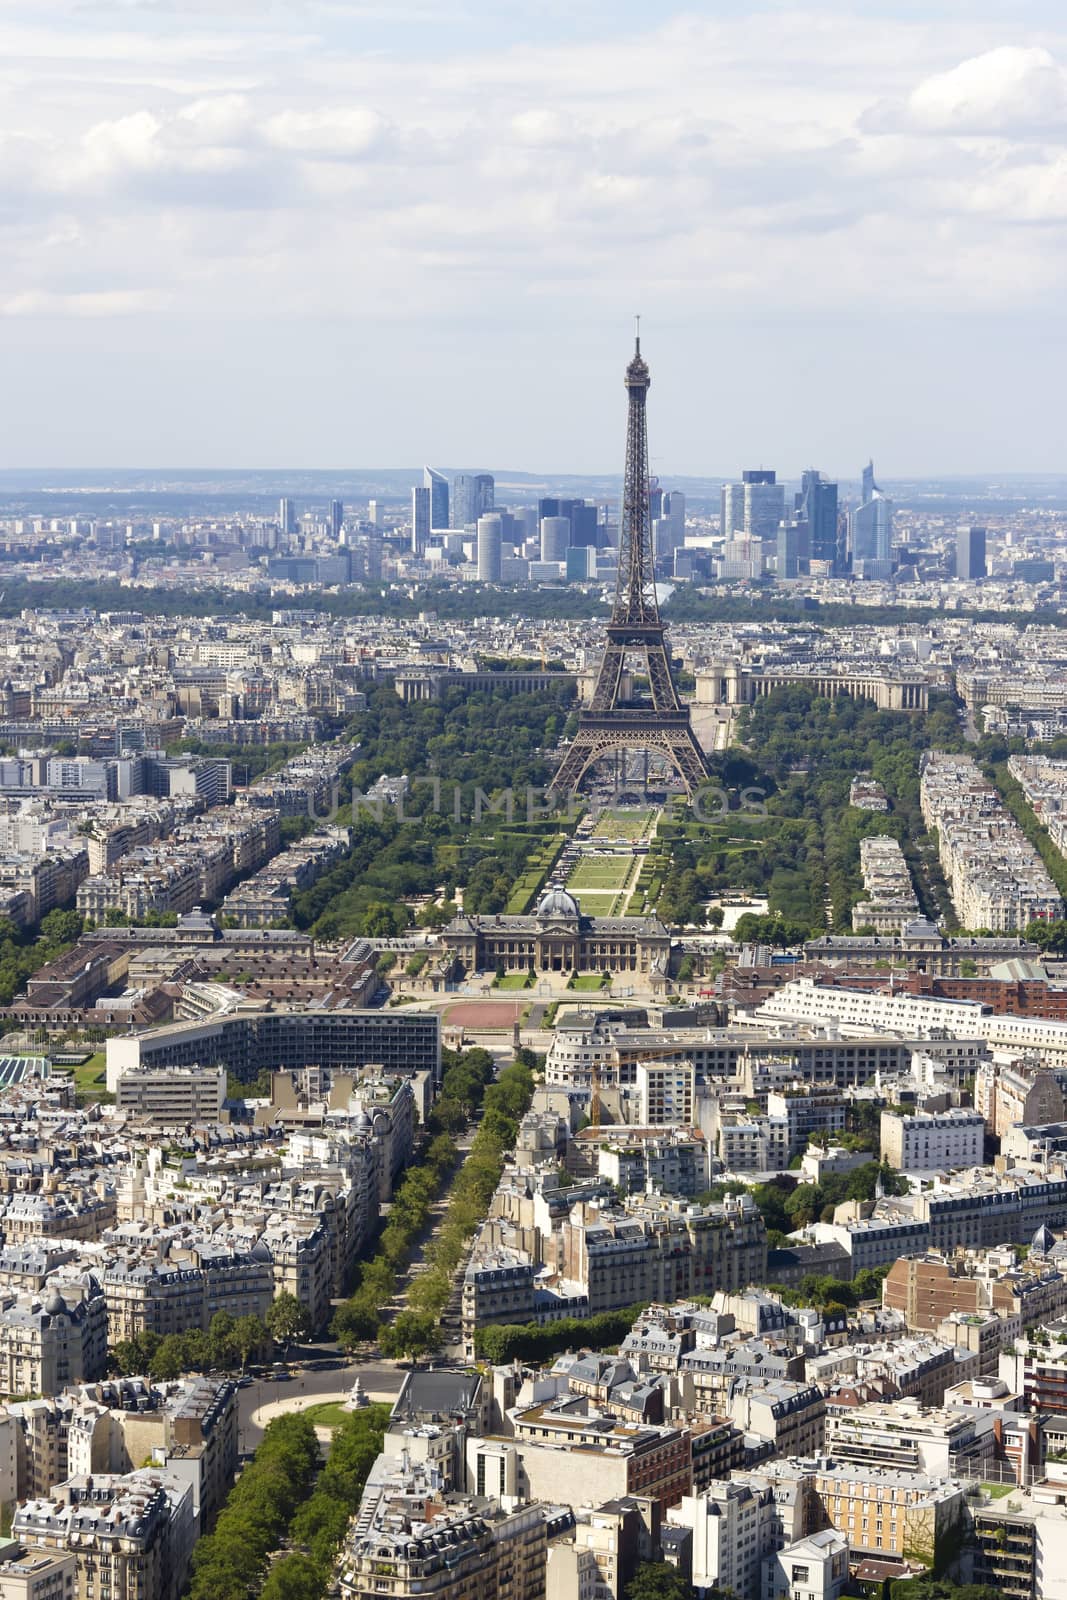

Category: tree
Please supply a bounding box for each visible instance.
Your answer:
[234,1314,268,1370]
[361,899,408,938]
[332,1298,381,1349]
[266,1291,312,1352]
[379,1310,439,1363]
[209,1312,238,1369]
[624,1562,696,1600]
[259,1554,323,1600]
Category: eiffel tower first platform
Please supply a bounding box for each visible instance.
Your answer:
[549,334,711,797]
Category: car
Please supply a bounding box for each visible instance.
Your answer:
[236,1375,254,1388]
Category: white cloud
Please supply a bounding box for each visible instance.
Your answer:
[6,3,1067,468]
[1,288,166,316]
[262,106,385,157]
[872,45,1067,136]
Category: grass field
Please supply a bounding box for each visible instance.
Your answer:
[67,1053,107,1099]
[567,857,632,890]
[591,808,657,841]
[567,973,611,991]
[493,972,534,990]
[301,1401,352,1429]
[565,849,635,919]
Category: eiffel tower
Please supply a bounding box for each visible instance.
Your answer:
[550,332,710,797]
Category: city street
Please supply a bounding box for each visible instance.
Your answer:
[237,1353,405,1452]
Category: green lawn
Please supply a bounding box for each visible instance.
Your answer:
[567,973,611,991]
[981,1482,1015,1499]
[301,1401,352,1429]
[68,1053,107,1097]
[565,890,619,910]
[591,808,656,840]
[568,861,631,887]
[493,972,533,990]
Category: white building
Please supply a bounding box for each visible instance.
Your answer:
[665,1481,776,1600]
[879,1108,985,1171]
[762,1530,849,1600]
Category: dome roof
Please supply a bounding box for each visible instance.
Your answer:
[536,886,580,920]
[42,1288,67,1317]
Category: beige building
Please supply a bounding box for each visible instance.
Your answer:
[0,1551,76,1600]
[102,1252,272,1343]
[440,889,671,978]
[339,1455,547,1600]
[0,1286,107,1401]
[13,1470,195,1600]
[115,1065,225,1122]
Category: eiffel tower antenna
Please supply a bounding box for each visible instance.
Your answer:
[549,331,710,797]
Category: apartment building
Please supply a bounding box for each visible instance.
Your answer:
[102,1252,273,1343]
[0,1551,77,1600]
[883,1252,1067,1336]
[851,834,919,934]
[469,1419,691,1522]
[920,752,1062,931]
[970,1480,1067,1600]
[727,1381,826,1459]
[556,1195,767,1316]
[635,1061,695,1126]
[763,1530,849,1600]
[13,1470,195,1600]
[0,1286,108,1400]
[338,1455,547,1600]
[114,1064,225,1122]
[824,1398,998,1477]
[879,1108,985,1171]
[664,1481,777,1600]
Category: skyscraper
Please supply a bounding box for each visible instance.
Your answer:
[329,499,344,540]
[278,497,296,537]
[537,497,598,548]
[720,481,745,539]
[742,470,785,543]
[796,471,838,572]
[663,490,686,550]
[476,514,502,582]
[777,521,802,579]
[411,486,430,553]
[850,459,893,575]
[424,467,449,531]
[452,473,494,529]
[957,525,987,581]
[540,517,570,564]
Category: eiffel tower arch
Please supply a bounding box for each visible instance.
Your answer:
[550,335,710,797]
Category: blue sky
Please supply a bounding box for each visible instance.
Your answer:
[4,1,1067,476]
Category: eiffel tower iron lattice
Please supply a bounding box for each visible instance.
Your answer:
[549,335,711,797]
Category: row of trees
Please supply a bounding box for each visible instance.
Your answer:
[330,1128,458,1350]
[475,1303,646,1364]
[403,1054,538,1346]
[111,1295,312,1380]
[331,1047,537,1358]
[188,1412,321,1600]
[258,1404,390,1600]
